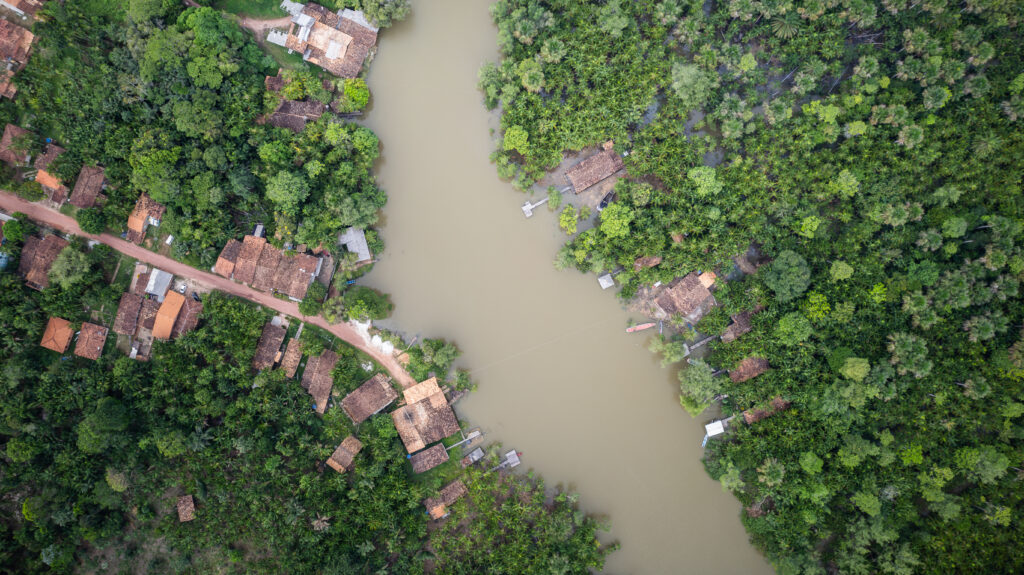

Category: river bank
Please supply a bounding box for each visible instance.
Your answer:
[358,2,771,572]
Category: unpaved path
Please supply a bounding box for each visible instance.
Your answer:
[0,191,416,388]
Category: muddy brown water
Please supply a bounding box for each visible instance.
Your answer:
[360,2,772,573]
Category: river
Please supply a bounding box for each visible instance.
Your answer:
[360,2,772,573]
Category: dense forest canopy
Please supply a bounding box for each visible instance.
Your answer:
[485,0,1023,573]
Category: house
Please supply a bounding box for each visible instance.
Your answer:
[338,227,372,264]
[69,166,105,209]
[410,443,449,474]
[341,373,397,424]
[565,141,624,194]
[280,338,303,378]
[652,271,717,322]
[0,0,45,19]
[721,309,760,343]
[126,193,166,244]
[171,296,202,338]
[18,233,68,289]
[633,255,662,272]
[302,349,338,413]
[730,357,769,383]
[253,323,287,371]
[152,291,185,340]
[423,479,468,520]
[251,241,282,292]
[214,238,242,278]
[113,293,143,335]
[34,142,67,204]
[74,322,107,360]
[176,495,195,522]
[283,4,378,78]
[144,269,173,301]
[273,251,320,300]
[705,419,727,438]
[742,396,791,424]
[326,435,363,473]
[139,298,160,331]
[268,98,326,132]
[391,378,461,454]
[39,317,73,353]
[0,123,31,166]
[0,19,34,98]
[232,234,266,285]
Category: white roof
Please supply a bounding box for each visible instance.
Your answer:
[266,29,288,47]
[705,420,726,437]
[280,0,304,17]
[598,274,615,289]
[325,39,342,59]
[145,269,173,301]
[338,227,372,262]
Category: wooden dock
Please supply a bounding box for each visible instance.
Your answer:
[521,197,548,218]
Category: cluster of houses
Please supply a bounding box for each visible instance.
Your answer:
[0,0,44,99]
[269,2,378,79]
[214,232,328,302]
[113,265,203,360]
[38,316,108,361]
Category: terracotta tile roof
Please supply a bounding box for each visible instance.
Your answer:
[177,495,195,522]
[18,233,68,289]
[566,143,624,193]
[0,123,31,166]
[730,357,770,383]
[633,255,662,271]
[285,5,377,78]
[126,193,165,243]
[391,391,461,454]
[274,251,319,300]
[34,143,66,198]
[152,292,185,340]
[252,323,286,371]
[279,337,303,378]
[139,298,160,331]
[214,239,242,278]
[4,0,44,18]
[424,479,468,520]
[74,322,107,360]
[0,68,15,99]
[403,377,442,405]
[232,235,266,285]
[171,297,202,338]
[655,273,714,318]
[743,396,791,424]
[0,19,34,65]
[69,166,105,208]
[341,373,398,424]
[251,243,282,292]
[302,350,338,414]
[132,270,150,295]
[326,435,363,473]
[698,271,717,288]
[113,293,143,335]
[410,443,449,474]
[40,317,73,353]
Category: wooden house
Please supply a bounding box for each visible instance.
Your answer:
[326,435,363,473]
[409,443,449,474]
[341,373,397,424]
[565,141,624,193]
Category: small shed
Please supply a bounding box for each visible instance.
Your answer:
[279,337,303,378]
[705,420,726,437]
[252,323,287,371]
[721,310,756,343]
[409,443,449,474]
[730,357,769,383]
[423,479,468,520]
[302,350,339,414]
[598,274,615,290]
[40,317,73,353]
[565,141,624,194]
[338,227,372,263]
[461,447,485,468]
[176,495,195,522]
[326,435,363,473]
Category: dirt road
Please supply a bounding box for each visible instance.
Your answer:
[0,191,416,388]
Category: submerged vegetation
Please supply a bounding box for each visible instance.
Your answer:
[485,0,1023,572]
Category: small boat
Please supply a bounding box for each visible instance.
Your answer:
[626,322,656,333]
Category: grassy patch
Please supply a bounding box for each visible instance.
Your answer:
[213,0,285,18]
[262,42,308,71]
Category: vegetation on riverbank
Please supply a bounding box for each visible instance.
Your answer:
[485,0,1023,572]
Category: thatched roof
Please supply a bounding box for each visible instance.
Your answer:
[730,357,769,383]
[0,20,34,65]
[177,495,195,522]
[326,435,363,473]
[743,396,792,424]
[566,143,624,193]
[171,297,203,338]
[302,350,338,413]
[633,255,662,271]
[253,323,286,371]
[74,322,107,360]
[19,234,68,289]
[280,338,303,378]
[126,194,165,243]
[654,273,713,318]
[410,443,449,473]
[391,392,461,454]
[233,235,267,285]
[214,239,242,278]
[0,123,31,166]
[342,373,398,424]
[152,292,184,340]
[721,309,759,343]
[424,479,468,520]
[40,317,73,353]
[403,377,442,405]
[69,166,105,209]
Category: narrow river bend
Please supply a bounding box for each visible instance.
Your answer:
[361,2,772,573]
